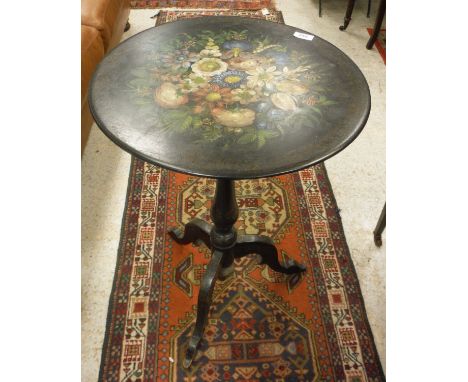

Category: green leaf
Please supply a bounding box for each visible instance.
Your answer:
[237,133,257,144]
[257,135,266,148]
[181,116,193,130]
[260,130,280,138]
[192,116,202,128]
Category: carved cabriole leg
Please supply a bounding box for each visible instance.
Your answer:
[234,235,306,274]
[168,218,212,249]
[183,250,224,368]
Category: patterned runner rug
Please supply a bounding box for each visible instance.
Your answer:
[131,0,275,9]
[98,10,385,382]
[367,28,386,64]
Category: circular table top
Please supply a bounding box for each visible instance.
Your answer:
[89,17,370,179]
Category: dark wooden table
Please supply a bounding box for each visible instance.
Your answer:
[89,16,371,368]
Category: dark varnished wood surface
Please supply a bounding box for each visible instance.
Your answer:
[89,17,370,179]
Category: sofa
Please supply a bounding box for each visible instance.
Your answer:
[81,0,131,154]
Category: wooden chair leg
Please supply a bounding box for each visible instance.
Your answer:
[366,0,385,49]
[373,203,386,247]
[339,0,357,31]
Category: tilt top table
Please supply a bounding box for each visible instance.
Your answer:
[89,16,370,368]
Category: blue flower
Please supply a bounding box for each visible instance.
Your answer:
[210,70,247,89]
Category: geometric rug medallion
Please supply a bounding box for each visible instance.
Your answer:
[98,10,385,382]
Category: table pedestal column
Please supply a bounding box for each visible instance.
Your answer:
[169,178,306,368]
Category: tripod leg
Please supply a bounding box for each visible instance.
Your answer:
[169,218,212,249]
[183,250,223,368]
[234,235,306,274]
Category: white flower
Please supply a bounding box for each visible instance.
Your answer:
[270,92,298,111]
[191,58,228,77]
[246,66,281,88]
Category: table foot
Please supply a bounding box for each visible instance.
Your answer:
[183,250,223,368]
[168,218,212,248]
[235,234,306,274]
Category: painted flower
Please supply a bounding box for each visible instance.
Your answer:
[246,66,281,88]
[191,57,228,77]
[159,50,193,71]
[200,38,222,57]
[222,40,253,58]
[270,92,298,111]
[153,82,188,109]
[210,70,247,89]
[178,73,209,93]
[192,84,233,109]
[230,85,260,105]
[211,107,256,128]
[228,53,270,71]
[276,80,309,95]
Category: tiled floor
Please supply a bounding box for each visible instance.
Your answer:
[82,1,386,380]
